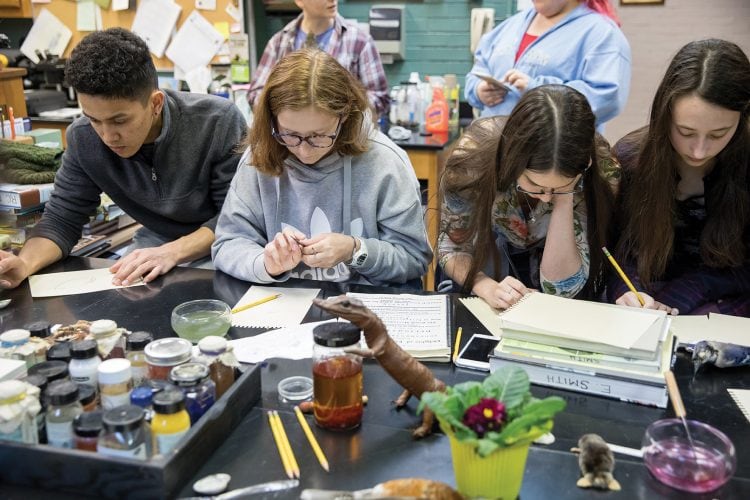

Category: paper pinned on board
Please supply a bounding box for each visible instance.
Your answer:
[165,10,225,73]
[20,9,72,64]
[131,0,182,58]
[29,268,145,298]
[231,286,321,329]
[229,319,338,364]
[76,1,99,32]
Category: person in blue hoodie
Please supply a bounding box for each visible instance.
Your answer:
[466,0,630,130]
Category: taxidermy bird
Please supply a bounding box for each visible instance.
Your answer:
[572,433,621,491]
[692,340,750,373]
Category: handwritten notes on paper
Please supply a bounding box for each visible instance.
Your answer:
[346,293,450,361]
[29,268,144,298]
[231,286,320,329]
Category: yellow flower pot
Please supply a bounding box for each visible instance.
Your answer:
[447,432,530,499]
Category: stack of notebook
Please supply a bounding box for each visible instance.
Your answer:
[487,293,674,408]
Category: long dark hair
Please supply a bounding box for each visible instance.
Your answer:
[441,84,616,296]
[616,39,750,285]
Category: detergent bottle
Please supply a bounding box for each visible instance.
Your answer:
[424,87,449,133]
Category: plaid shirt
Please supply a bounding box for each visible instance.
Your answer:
[248,14,389,115]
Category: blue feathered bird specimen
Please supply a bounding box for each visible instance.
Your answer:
[692,340,750,373]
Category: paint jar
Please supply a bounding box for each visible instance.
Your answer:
[145,338,192,381]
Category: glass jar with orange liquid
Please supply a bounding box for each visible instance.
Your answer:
[312,323,363,430]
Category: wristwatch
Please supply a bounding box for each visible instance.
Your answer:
[347,237,368,268]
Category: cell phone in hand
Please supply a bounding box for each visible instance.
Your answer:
[455,333,501,371]
[471,72,514,93]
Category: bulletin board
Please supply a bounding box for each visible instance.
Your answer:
[30,0,242,70]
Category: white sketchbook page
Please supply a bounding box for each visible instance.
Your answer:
[165,11,225,73]
[20,9,72,64]
[670,315,711,345]
[727,389,750,424]
[29,268,144,298]
[459,296,502,337]
[131,0,182,58]
[228,319,336,364]
[346,293,449,352]
[704,313,750,346]
[499,292,662,350]
[231,286,320,328]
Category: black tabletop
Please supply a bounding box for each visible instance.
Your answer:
[0,257,748,499]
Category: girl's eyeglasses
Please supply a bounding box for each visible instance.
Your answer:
[272,118,342,149]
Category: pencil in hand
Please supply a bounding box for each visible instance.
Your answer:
[601,247,645,306]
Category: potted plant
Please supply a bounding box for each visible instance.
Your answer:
[419,366,566,499]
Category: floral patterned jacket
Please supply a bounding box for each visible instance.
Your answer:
[438,159,620,296]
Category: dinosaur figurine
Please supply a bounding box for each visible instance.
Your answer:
[313,295,446,438]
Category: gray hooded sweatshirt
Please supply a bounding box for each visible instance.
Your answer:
[212,128,432,286]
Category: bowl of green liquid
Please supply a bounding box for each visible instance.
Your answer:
[171,299,232,343]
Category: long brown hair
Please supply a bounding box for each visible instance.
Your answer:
[616,39,750,285]
[441,84,616,296]
[247,48,369,175]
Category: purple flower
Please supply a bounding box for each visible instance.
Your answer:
[462,398,506,437]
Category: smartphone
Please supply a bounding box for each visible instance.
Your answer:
[456,333,501,371]
[471,72,514,93]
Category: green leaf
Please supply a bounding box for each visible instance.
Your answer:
[451,380,484,407]
[484,366,529,409]
[477,437,500,457]
[494,397,566,446]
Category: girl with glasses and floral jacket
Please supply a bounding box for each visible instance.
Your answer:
[437,84,619,308]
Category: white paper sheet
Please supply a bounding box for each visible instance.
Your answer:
[77,1,98,32]
[672,313,750,346]
[231,286,320,328]
[29,268,145,298]
[131,0,182,58]
[183,65,212,93]
[20,9,73,64]
[112,0,130,11]
[165,11,225,73]
[229,319,338,363]
[195,0,216,10]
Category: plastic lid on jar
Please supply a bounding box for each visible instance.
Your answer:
[152,389,186,414]
[313,322,361,347]
[24,374,48,393]
[169,362,210,387]
[197,336,228,355]
[127,331,153,351]
[90,319,117,337]
[0,379,28,400]
[29,360,69,383]
[130,386,153,408]
[102,405,145,432]
[97,358,132,385]
[25,321,52,338]
[277,376,313,403]
[46,380,80,406]
[73,410,103,437]
[146,379,177,395]
[145,338,193,366]
[77,384,97,407]
[46,342,71,363]
[70,339,99,360]
[0,329,30,347]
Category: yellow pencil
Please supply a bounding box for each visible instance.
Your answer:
[294,405,330,472]
[231,293,282,314]
[273,411,300,478]
[267,411,294,479]
[452,327,463,363]
[602,247,645,306]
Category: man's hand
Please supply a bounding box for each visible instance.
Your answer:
[299,233,356,269]
[477,80,508,107]
[0,250,30,289]
[109,245,180,285]
[264,228,305,276]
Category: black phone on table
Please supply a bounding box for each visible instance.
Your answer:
[455,333,501,371]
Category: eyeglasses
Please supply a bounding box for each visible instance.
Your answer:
[272,118,342,149]
[515,170,587,196]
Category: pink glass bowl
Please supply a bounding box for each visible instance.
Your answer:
[642,418,736,493]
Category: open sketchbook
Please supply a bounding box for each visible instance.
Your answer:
[346,293,452,362]
[499,293,668,360]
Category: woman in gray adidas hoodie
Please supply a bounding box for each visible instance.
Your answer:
[212,49,432,287]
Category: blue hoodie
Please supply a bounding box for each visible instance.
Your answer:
[466,5,631,129]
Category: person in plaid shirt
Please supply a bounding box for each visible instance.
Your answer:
[248,1,389,116]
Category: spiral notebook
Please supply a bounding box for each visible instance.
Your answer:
[728,389,750,424]
[499,292,668,360]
